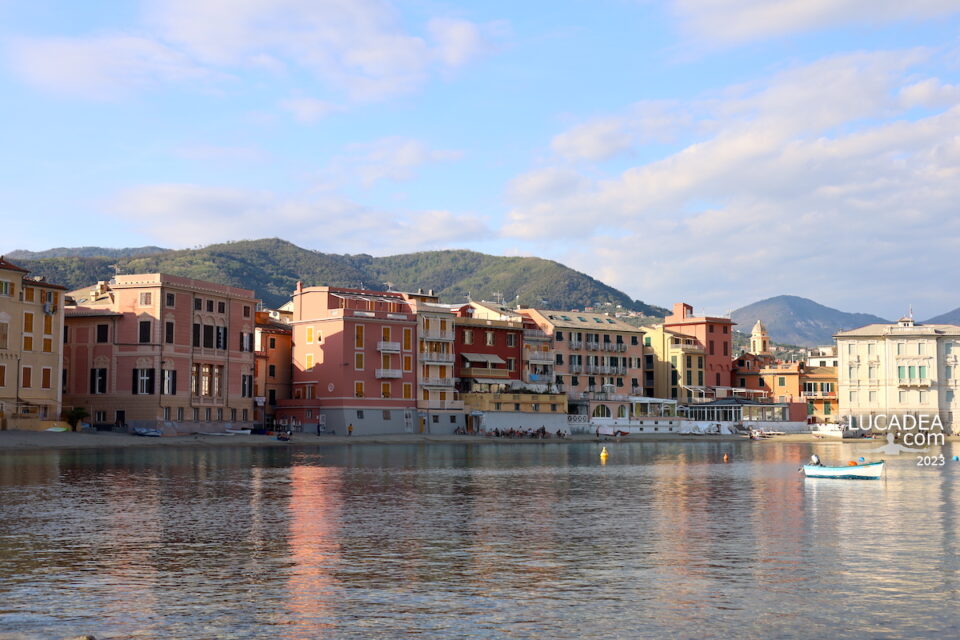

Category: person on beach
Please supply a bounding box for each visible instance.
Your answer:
[348,423,354,437]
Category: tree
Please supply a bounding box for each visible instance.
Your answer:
[63,407,90,432]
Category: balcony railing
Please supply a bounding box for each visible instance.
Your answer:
[421,329,454,341]
[898,378,932,387]
[377,341,401,353]
[523,329,550,341]
[419,351,455,363]
[585,341,599,350]
[421,377,455,386]
[419,399,464,410]
[802,390,837,398]
[375,368,403,378]
[525,352,555,364]
[672,342,704,352]
[569,340,582,350]
[568,364,582,373]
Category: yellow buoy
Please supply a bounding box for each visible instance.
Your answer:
[600,446,609,460]
[723,453,729,463]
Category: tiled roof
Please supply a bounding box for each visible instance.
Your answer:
[0,257,29,273]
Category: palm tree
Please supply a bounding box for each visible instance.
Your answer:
[63,407,90,432]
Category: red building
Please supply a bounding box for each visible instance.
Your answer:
[452,309,524,393]
[664,302,735,389]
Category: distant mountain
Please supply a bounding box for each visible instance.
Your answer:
[731,295,889,347]
[12,238,668,314]
[924,308,960,325]
[6,246,169,260]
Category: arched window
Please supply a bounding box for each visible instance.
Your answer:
[592,404,611,418]
[617,404,628,418]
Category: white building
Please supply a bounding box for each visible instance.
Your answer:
[836,317,960,432]
[806,346,838,368]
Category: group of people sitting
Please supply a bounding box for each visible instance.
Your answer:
[485,426,568,439]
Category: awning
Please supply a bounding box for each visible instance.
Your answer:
[472,378,509,385]
[461,352,506,364]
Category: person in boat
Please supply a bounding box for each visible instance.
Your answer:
[809,454,823,467]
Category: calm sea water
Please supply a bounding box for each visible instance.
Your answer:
[1,440,958,640]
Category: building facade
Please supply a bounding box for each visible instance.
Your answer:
[663,302,734,389]
[836,317,960,433]
[0,257,66,430]
[63,274,257,433]
[254,309,292,428]
[276,284,422,435]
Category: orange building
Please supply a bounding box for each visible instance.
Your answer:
[254,309,292,428]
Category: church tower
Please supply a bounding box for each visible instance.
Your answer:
[750,320,771,356]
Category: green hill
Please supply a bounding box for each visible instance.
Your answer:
[10,238,666,314]
[731,295,889,347]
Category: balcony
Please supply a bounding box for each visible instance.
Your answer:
[421,329,454,341]
[419,399,464,410]
[672,342,704,353]
[421,377,455,387]
[802,390,837,398]
[568,364,583,374]
[524,329,550,341]
[460,367,510,379]
[601,342,618,352]
[419,351,455,363]
[524,351,555,364]
[585,341,599,350]
[898,378,932,387]
[375,368,403,378]
[377,341,401,353]
[568,340,582,350]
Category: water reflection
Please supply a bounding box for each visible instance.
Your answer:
[0,441,959,639]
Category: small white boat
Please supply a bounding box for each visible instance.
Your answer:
[811,423,843,439]
[802,460,884,479]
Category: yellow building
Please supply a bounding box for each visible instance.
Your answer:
[0,257,67,430]
[643,325,706,402]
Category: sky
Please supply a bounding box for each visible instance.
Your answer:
[2,1,959,319]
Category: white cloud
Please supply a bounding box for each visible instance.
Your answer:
[331,137,463,186]
[669,0,960,46]
[504,49,960,314]
[111,183,490,253]
[8,0,499,102]
[278,97,341,123]
[7,34,207,97]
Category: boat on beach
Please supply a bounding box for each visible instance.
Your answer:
[802,459,884,479]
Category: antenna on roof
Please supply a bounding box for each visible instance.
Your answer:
[909,304,913,320]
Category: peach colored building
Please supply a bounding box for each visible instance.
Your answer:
[0,257,67,430]
[663,302,734,390]
[520,308,645,420]
[63,274,257,433]
[276,284,423,435]
[254,309,292,428]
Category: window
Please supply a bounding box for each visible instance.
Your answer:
[355,381,364,398]
[824,402,832,415]
[203,325,214,348]
[194,298,203,311]
[644,336,651,347]
[709,340,715,355]
[869,391,877,403]
[42,338,52,353]
[403,328,413,350]
[133,368,155,395]
[161,369,177,395]
[507,358,515,371]
[403,355,412,372]
[22,336,33,351]
[896,343,904,355]
[215,326,228,350]
[0,364,5,387]
[381,382,391,398]
[205,408,212,422]
[947,390,956,404]
[919,366,927,379]
[898,365,906,379]
[463,329,473,345]
[139,292,152,306]
[899,391,907,403]
[161,321,173,344]
[23,312,33,333]
[139,320,151,343]
[485,331,495,346]
[355,352,364,370]
[918,343,924,355]
[166,293,175,307]
[243,305,251,318]
[356,410,364,419]
[206,300,214,313]
[305,353,315,370]
[268,389,277,406]
[381,326,391,341]
[43,314,52,335]
[89,368,107,394]
[723,342,728,356]
[778,377,785,387]
[193,408,200,421]
[355,325,364,348]
[0,281,11,296]
[868,365,876,379]
[95,411,107,423]
[268,364,276,378]
[947,366,954,379]
[306,327,314,344]
[241,374,254,398]
[709,325,714,333]
[269,337,276,349]
[555,331,564,341]
[919,391,927,404]
[849,391,857,403]
[556,353,564,365]
[41,368,51,389]
[867,343,875,356]
[507,334,516,347]
[218,301,226,314]
[0,322,7,349]
[382,410,392,421]
[403,383,412,399]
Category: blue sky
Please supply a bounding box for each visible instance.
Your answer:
[2,1,959,319]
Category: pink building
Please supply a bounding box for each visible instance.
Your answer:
[63,274,257,433]
[276,284,421,435]
[663,302,735,390]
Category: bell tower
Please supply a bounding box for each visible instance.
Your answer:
[750,320,771,356]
